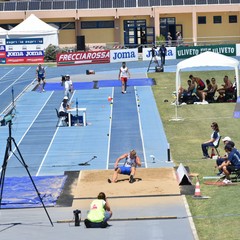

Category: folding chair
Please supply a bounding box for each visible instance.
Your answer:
[230,168,240,182]
[211,136,221,157]
[55,108,67,127]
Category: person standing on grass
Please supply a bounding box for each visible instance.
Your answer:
[118,62,130,94]
[201,122,220,159]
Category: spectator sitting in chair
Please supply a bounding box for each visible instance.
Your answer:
[202,78,218,103]
[108,149,141,183]
[201,122,220,159]
[215,136,232,175]
[217,143,240,184]
[217,75,233,102]
[178,79,195,103]
[189,74,205,100]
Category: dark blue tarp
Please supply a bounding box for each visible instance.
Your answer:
[0,175,67,208]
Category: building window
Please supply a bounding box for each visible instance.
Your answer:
[81,21,114,29]
[229,15,237,23]
[198,16,206,24]
[48,22,75,30]
[213,16,222,24]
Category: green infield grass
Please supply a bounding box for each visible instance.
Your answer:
[150,70,240,240]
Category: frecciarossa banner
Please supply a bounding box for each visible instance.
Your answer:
[57,50,110,66]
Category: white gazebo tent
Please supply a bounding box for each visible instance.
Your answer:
[176,51,239,99]
[0,27,7,36]
[7,14,58,48]
[172,51,239,121]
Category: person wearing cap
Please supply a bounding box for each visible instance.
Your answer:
[36,63,46,92]
[215,137,232,175]
[217,143,240,184]
[85,192,112,228]
[108,149,141,183]
[59,96,73,125]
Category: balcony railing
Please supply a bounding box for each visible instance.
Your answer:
[0,0,239,11]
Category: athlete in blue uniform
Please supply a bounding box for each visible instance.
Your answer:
[36,63,46,92]
[108,149,141,183]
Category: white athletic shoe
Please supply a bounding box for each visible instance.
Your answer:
[223,179,232,184]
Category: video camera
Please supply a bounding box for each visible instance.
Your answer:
[61,75,70,86]
[0,108,15,126]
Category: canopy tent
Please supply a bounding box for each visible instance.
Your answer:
[7,14,58,48]
[176,51,240,100]
[0,27,7,36]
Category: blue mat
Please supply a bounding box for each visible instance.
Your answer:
[1,175,67,208]
[44,78,154,91]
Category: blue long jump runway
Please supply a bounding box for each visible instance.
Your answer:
[108,86,145,169]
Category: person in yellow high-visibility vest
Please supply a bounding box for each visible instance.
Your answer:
[87,192,112,225]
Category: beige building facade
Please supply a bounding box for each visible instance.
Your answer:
[0,2,240,47]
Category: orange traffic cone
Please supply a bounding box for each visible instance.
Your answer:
[211,148,215,159]
[193,180,202,198]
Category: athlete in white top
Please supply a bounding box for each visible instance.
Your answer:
[62,75,73,99]
[108,149,141,183]
[118,62,130,94]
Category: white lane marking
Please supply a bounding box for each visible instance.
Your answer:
[0,92,54,174]
[134,86,147,168]
[0,67,32,95]
[106,87,114,170]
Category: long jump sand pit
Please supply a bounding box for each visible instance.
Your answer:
[72,168,180,209]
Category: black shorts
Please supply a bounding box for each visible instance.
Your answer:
[226,165,238,173]
[197,85,205,90]
[38,76,45,82]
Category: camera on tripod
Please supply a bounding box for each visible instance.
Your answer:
[73,209,81,226]
[61,74,70,86]
[151,45,157,58]
[0,108,15,126]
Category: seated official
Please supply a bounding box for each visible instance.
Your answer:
[59,96,73,125]
[218,143,240,184]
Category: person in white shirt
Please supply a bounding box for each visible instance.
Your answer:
[118,62,130,94]
[59,96,73,125]
[61,75,73,99]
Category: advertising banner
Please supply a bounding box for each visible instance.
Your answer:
[142,47,176,61]
[57,50,110,66]
[236,44,240,56]
[176,44,236,59]
[0,38,6,64]
[6,38,44,64]
[110,48,138,63]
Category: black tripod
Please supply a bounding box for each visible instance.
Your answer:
[147,47,160,72]
[0,120,53,226]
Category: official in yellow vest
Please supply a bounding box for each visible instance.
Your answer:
[87,192,112,223]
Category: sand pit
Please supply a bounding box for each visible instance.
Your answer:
[73,168,180,199]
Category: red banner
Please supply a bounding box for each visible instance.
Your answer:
[57,50,110,66]
[6,57,44,64]
[0,52,6,58]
